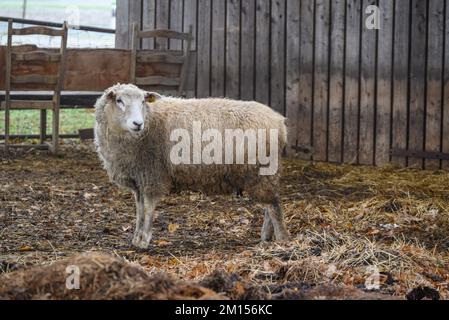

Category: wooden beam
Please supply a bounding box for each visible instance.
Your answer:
[12,51,61,62]
[137,52,185,64]
[390,150,449,161]
[138,29,193,41]
[12,26,64,36]
[135,76,180,86]
[11,74,58,85]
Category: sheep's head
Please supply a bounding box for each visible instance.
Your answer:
[103,84,162,135]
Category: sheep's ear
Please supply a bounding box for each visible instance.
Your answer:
[145,92,162,103]
[106,89,116,101]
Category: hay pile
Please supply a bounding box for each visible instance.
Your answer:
[0,252,398,300]
[0,252,221,300]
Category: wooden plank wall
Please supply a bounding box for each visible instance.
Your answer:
[116,0,449,169]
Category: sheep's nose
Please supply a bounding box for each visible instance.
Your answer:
[133,121,143,129]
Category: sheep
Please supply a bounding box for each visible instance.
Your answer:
[94,83,290,249]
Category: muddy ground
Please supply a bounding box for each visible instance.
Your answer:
[1,143,448,299]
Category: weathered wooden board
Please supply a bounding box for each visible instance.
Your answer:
[197,0,212,98]
[285,0,300,156]
[240,0,256,101]
[343,0,361,164]
[375,0,393,166]
[327,0,345,163]
[255,0,270,106]
[408,0,427,169]
[358,0,377,165]
[142,0,156,50]
[211,0,226,97]
[0,46,196,92]
[270,0,286,115]
[313,0,330,162]
[155,0,170,50]
[169,0,184,51]
[226,0,240,99]
[297,0,314,160]
[391,0,410,167]
[425,0,444,170]
[443,0,449,169]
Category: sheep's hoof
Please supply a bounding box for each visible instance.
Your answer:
[132,232,153,249]
[275,232,290,242]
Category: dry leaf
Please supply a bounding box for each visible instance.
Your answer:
[168,223,180,234]
[19,245,33,252]
[155,240,172,246]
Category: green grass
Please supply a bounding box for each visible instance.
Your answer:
[0,109,95,135]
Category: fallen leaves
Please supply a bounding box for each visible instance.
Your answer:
[168,223,180,234]
[18,245,33,252]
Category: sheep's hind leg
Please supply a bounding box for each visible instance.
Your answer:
[265,202,290,241]
[261,208,274,241]
[132,191,145,247]
[135,195,160,249]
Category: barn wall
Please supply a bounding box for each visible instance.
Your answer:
[116,0,449,169]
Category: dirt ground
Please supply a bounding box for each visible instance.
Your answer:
[1,142,448,299]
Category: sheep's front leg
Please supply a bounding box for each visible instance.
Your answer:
[134,195,160,249]
[132,191,145,247]
[265,202,290,241]
[261,208,274,241]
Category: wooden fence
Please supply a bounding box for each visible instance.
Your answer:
[116,0,449,169]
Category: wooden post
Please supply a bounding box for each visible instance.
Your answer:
[178,25,193,97]
[39,109,46,144]
[51,21,68,155]
[4,19,13,154]
[130,23,139,84]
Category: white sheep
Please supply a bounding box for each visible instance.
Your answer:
[94,83,289,249]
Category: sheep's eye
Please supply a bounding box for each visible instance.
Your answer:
[116,99,125,111]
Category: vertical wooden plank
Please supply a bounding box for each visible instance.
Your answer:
[130,23,139,83]
[240,0,255,101]
[313,0,330,162]
[375,0,393,166]
[156,0,170,50]
[115,0,130,49]
[328,0,345,163]
[211,0,225,97]
[142,0,156,49]
[226,0,240,99]
[358,0,377,165]
[184,0,198,97]
[4,20,12,154]
[343,0,361,164]
[391,0,410,167]
[255,0,270,105]
[170,0,184,50]
[425,0,444,170]
[285,0,300,156]
[298,0,314,160]
[443,0,449,169]
[408,0,427,168]
[270,0,286,114]
[197,0,211,97]
[129,0,142,49]
[184,0,198,49]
